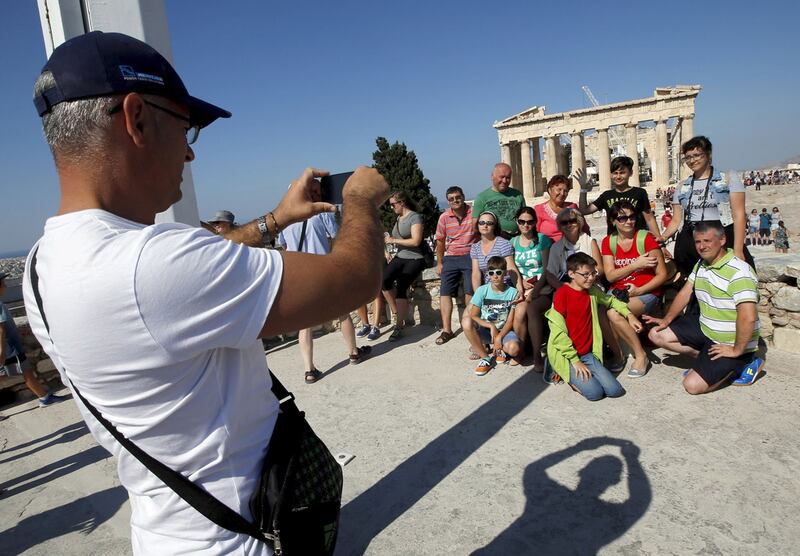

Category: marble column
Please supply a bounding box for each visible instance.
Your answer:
[556,140,569,175]
[655,119,669,188]
[679,114,695,180]
[624,123,640,186]
[597,127,611,190]
[532,137,543,196]
[545,136,558,182]
[511,142,523,191]
[570,131,586,190]
[501,143,512,167]
[520,139,535,203]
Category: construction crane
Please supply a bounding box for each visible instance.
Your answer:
[581,85,625,150]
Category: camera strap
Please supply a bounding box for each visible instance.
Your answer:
[684,165,714,227]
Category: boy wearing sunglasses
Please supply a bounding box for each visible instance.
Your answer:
[464,257,521,376]
[545,253,643,400]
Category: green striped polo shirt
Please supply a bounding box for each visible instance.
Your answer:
[688,249,760,352]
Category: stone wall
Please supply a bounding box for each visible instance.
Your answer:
[754,255,800,354]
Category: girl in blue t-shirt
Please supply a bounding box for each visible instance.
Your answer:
[510,206,553,372]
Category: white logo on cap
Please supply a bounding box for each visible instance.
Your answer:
[119,65,164,85]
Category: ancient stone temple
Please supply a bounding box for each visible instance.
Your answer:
[493,85,701,204]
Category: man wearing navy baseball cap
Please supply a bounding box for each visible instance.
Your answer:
[24,31,388,554]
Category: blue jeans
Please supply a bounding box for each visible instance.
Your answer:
[569,353,625,401]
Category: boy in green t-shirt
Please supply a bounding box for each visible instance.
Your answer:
[464,256,521,376]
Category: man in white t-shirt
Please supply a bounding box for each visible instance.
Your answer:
[279,182,371,383]
[23,31,387,555]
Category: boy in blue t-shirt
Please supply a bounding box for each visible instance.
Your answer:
[464,256,521,375]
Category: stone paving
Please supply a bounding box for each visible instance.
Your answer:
[1,325,799,555]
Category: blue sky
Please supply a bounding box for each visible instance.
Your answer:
[2,0,799,253]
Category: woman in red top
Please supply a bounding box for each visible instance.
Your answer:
[535,175,585,242]
[601,201,668,377]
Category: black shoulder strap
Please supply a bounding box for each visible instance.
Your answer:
[297,220,308,252]
[28,247,278,542]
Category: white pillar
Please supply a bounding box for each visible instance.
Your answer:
[36,0,201,226]
[679,114,695,180]
[655,119,669,188]
[531,137,543,196]
[545,136,558,182]
[597,127,611,190]
[570,131,585,190]
[520,139,534,204]
[501,143,512,167]
[625,123,640,186]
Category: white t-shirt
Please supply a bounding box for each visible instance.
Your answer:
[278,212,338,255]
[23,209,281,555]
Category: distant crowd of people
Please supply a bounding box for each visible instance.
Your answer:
[743,169,800,188]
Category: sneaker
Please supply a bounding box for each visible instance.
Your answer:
[349,345,372,365]
[495,349,509,364]
[366,326,381,341]
[355,324,371,338]
[388,327,403,342]
[608,356,627,374]
[732,357,764,386]
[38,392,68,407]
[543,358,561,385]
[475,357,493,376]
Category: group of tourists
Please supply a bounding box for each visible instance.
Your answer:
[428,137,763,401]
[747,206,789,251]
[744,169,800,188]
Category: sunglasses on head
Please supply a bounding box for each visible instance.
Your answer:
[477,220,495,226]
[615,214,635,223]
[487,269,504,277]
[517,218,535,226]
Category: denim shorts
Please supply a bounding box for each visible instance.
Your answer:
[634,293,659,314]
[478,327,520,346]
[440,255,473,296]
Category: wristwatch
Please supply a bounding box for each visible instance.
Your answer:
[257,215,271,246]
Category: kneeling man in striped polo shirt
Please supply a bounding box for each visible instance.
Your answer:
[644,220,762,394]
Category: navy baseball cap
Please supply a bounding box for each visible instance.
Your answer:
[33,31,230,128]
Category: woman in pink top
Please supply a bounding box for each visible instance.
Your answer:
[535,175,585,242]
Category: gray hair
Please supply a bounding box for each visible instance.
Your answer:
[33,71,117,159]
[692,220,725,239]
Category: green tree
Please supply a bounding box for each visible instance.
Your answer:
[372,137,440,236]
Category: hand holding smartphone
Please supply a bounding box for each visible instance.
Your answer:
[319,171,354,205]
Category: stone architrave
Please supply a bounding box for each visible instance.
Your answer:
[545,136,558,182]
[532,137,543,196]
[597,128,611,190]
[655,119,669,188]
[570,131,585,190]
[679,114,695,180]
[501,143,512,167]
[520,139,535,203]
[624,123,640,186]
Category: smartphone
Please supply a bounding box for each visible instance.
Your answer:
[320,171,353,204]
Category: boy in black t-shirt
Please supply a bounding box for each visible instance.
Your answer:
[578,156,667,242]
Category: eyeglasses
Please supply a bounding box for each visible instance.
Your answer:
[477,220,495,226]
[573,270,599,279]
[681,153,706,163]
[615,214,636,223]
[558,218,578,226]
[108,100,200,145]
[487,269,504,277]
[517,218,535,226]
[447,196,463,202]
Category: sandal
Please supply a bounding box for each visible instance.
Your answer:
[435,331,454,345]
[468,348,481,361]
[349,345,372,365]
[304,369,323,384]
